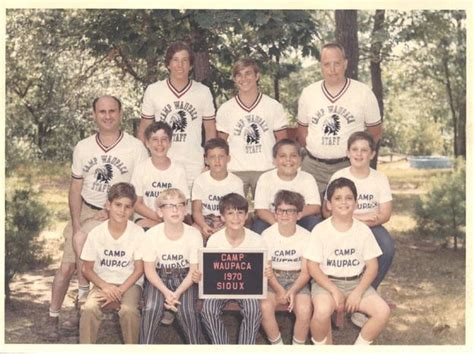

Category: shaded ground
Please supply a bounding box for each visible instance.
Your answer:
[3,160,466,346]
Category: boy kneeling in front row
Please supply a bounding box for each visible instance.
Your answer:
[304,177,390,345]
[80,183,145,344]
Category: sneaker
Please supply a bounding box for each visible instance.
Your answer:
[44,316,60,342]
[160,309,176,325]
[351,312,369,328]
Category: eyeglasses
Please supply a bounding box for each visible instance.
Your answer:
[160,202,186,210]
[275,208,298,216]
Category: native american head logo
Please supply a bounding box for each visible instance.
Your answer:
[169,110,187,133]
[245,123,260,144]
[94,164,113,183]
[323,114,341,136]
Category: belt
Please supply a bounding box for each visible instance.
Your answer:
[83,199,103,210]
[273,269,300,276]
[306,150,349,165]
[327,272,363,281]
[158,267,189,276]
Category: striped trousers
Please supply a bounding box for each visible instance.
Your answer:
[139,269,202,344]
[201,298,262,344]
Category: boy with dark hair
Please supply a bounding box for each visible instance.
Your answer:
[322,131,395,327]
[79,182,145,344]
[260,190,312,345]
[253,138,321,234]
[131,121,189,230]
[200,193,268,344]
[304,177,390,345]
[191,138,244,239]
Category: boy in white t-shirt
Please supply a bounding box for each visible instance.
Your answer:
[252,138,321,234]
[199,193,268,344]
[322,131,395,327]
[261,190,312,345]
[304,178,390,345]
[139,188,203,344]
[79,183,145,344]
[191,138,244,240]
[131,121,189,230]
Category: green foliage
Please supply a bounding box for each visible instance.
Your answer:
[5,188,51,299]
[414,158,465,249]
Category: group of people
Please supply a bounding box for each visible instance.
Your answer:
[44,40,395,345]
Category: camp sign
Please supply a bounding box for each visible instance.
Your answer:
[198,249,267,299]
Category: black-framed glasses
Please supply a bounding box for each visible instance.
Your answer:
[160,202,186,210]
[275,208,298,216]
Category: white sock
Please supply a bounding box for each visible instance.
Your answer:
[311,336,327,345]
[292,336,306,345]
[270,333,284,345]
[354,333,373,345]
[78,285,90,298]
[49,308,60,318]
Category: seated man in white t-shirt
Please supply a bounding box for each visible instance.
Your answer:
[252,139,321,234]
[191,138,244,240]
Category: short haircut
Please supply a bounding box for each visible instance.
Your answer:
[274,190,305,212]
[326,177,357,201]
[165,41,194,67]
[92,95,122,112]
[232,58,260,78]
[272,138,300,158]
[107,182,137,205]
[347,131,376,152]
[204,138,229,156]
[219,193,249,215]
[156,188,187,207]
[144,121,173,141]
[321,42,346,60]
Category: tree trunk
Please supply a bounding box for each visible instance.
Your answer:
[189,21,211,83]
[335,10,358,80]
[369,10,385,169]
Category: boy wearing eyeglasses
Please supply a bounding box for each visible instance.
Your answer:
[252,138,321,234]
[139,188,203,344]
[260,190,312,345]
[131,121,190,231]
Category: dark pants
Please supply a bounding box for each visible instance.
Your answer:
[370,225,395,289]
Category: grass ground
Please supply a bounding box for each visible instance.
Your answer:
[3,159,467,346]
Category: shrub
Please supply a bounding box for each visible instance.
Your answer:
[414,158,466,249]
[5,188,51,301]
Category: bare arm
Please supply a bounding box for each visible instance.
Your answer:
[134,196,162,222]
[367,124,383,144]
[173,263,198,299]
[345,257,378,313]
[353,201,392,227]
[307,259,345,311]
[296,124,308,147]
[69,178,84,235]
[203,119,217,141]
[274,129,288,141]
[255,209,277,225]
[217,131,229,141]
[192,200,214,237]
[301,204,320,219]
[117,260,144,294]
[82,260,122,303]
[137,118,153,142]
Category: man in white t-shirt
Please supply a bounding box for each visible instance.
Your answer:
[216,58,288,199]
[138,41,216,189]
[131,121,189,230]
[297,42,383,195]
[79,183,145,344]
[45,96,148,341]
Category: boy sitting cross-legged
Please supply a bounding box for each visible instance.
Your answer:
[199,193,269,344]
[304,177,390,345]
[191,138,244,240]
[260,190,312,345]
[79,182,145,344]
[139,188,203,344]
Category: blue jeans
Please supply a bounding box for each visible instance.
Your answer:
[251,214,322,234]
[370,225,395,289]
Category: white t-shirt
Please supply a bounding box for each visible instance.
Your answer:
[81,220,145,287]
[262,224,310,271]
[297,79,381,159]
[207,227,267,250]
[142,223,203,269]
[303,218,382,278]
[191,171,244,216]
[72,131,149,209]
[254,168,321,211]
[141,79,215,169]
[326,167,392,215]
[131,158,189,213]
[216,93,288,172]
